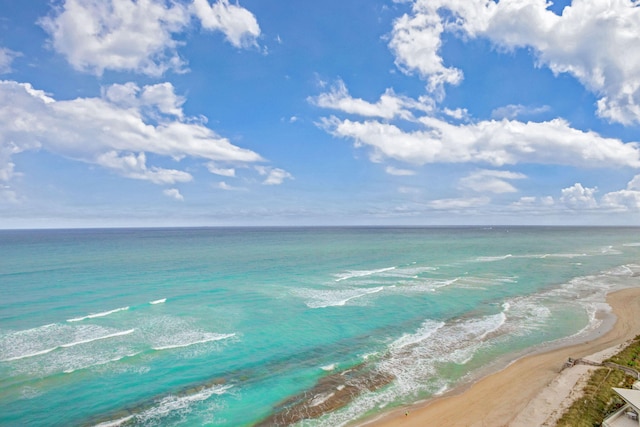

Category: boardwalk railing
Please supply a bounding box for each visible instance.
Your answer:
[562,357,640,380]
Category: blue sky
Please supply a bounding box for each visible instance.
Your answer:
[1,0,640,227]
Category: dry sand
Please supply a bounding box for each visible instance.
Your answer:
[359,287,640,427]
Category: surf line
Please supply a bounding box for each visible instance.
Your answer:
[1,329,135,362]
[85,379,231,427]
[67,306,129,322]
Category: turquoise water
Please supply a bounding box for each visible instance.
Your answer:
[1,227,640,426]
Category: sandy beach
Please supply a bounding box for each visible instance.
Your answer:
[360,286,640,427]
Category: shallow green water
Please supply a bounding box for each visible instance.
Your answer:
[1,227,639,426]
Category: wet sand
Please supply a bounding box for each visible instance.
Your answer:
[359,287,640,427]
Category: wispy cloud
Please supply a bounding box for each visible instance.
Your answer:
[459,169,526,194]
[491,104,550,120]
[385,166,416,176]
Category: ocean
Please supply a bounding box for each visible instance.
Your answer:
[1,227,639,426]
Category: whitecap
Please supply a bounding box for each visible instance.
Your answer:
[137,384,232,423]
[1,328,135,362]
[67,306,129,322]
[92,415,135,427]
[302,286,385,309]
[63,351,142,374]
[334,267,396,282]
[152,333,236,351]
[59,329,135,349]
[150,298,167,305]
[474,254,512,262]
[309,392,335,407]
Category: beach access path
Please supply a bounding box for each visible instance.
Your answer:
[359,287,640,427]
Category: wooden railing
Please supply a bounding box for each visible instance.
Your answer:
[562,357,640,380]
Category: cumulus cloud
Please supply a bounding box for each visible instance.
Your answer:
[40,0,261,76]
[459,169,526,193]
[320,115,640,168]
[601,174,640,211]
[163,188,184,200]
[192,0,260,48]
[256,166,293,185]
[0,80,263,186]
[390,9,463,96]
[628,175,640,191]
[560,183,598,209]
[390,0,640,124]
[602,190,640,211]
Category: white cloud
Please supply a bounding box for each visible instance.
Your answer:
[601,190,640,211]
[321,115,640,168]
[443,107,469,121]
[385,166,415,176]
[40,0,261,76]
[40,0,190,76]
[459,169,526,194]
[560,183,598,209]
[215,181,246,191]
[0,80,264,186]
[163,188,184,200]
[512,196,554,208]
[207,163,236,177]
[192,0,261,48]
[0,48,19,74]
[391,0,640,124]
[96,151,192,184]
[428,197,490,210]
[389,9,463,96]
[103,82,185,119]
[256,166,293,185]
[628,174,640,191]
[309,79,433,120]
[601,174,640,211]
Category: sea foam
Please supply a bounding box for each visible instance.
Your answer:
[301,286,385,308]
[334,267,396,282]
[1,329,135,362]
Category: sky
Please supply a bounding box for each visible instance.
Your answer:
[1,0,640,228]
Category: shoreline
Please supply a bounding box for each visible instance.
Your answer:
[357,286,640,427]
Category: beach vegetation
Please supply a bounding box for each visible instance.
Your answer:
[555,368,632,427]
[556,337,640,427]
